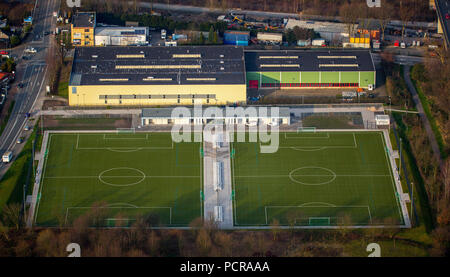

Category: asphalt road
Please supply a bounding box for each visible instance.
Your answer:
[144,2,437,29]
[0,0,59,177]
[436,0,450,48]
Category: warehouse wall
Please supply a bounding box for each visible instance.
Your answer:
[68,84,246,106]
[246,71,375,88]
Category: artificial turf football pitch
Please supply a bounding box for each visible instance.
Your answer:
[231,131,404,227]
[34,131,405,228]
[35,132,203,227]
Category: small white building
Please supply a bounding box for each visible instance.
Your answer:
[285,19,352,42]
[141,107,291,126]
[212,133,224,149]
[375,114,390,128]
[95,27,148,46]
[257,32,283,44]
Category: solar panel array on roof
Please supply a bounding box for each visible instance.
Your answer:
[245,50,375,72]
[70,46,246,86]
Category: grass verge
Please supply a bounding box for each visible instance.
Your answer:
[410,72,446,159]
[0,126,41,215]
[0,100,15,137]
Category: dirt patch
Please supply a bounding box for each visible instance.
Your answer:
[42,115,132,130]
[42,99,68,110]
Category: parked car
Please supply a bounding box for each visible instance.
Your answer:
[24,125,31,131]
[16,137,23,144]
[24,47,37,54]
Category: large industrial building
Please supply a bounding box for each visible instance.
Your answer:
[68,46,246,106]
[245,50,376,89]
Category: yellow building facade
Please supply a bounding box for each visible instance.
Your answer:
[68,84,246,106]
[71,12,96,46]
[69,46,247,106]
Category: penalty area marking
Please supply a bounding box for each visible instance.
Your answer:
[263,133,358,152]
[103,134,150,140]
[264,204,372,225]
[260,133,358,152]
[284,132,330,139]
[64,205,173,226]
[76,134,174,151]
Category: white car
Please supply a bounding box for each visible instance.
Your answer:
[25,47,37,54]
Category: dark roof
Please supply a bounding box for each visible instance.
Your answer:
[72,12,96,28]
[358,20,381,31]
[70,46,246,86]
[245,50,375,72]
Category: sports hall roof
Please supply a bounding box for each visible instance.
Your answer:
[245,50,375,72]
[69,46,246,86]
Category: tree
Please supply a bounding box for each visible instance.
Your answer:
[213,31,218,44]
[285,29,297,45]
[199,32,205,45]
[270,218,280,241]
[374,2,393,41]
[399,1,412,40]
[0,58,16,73]
[9,35,20,47]
[1,203,22,230]
[208,26,214,44]
[339,1,359,38]
[195,228,212,255]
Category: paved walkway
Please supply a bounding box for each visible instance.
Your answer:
[26,131,50,227]
[290,105,383,128]
[403,65,443,168]
[202,131,233,229]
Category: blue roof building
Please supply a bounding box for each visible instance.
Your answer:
[223,31,250,46]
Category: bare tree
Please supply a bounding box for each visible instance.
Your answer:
[374,2,393,41]
[339,1,359,38]
[1,203,23,230]
[399,0,413,40]
[270,218,280,241]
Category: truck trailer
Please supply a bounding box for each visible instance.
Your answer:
[2,151,12,163]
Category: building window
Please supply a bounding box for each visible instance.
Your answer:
[177,98,180,104]
[72,87,77,94]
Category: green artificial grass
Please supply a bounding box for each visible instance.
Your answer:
[230,131,405,227]
[34,132,203,227]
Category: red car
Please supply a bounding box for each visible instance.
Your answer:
[0,50,8,55]
[446,13,450,20]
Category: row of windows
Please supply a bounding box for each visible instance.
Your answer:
[260,83,359,88]
[98,94,216,100]
[103,98,212,104]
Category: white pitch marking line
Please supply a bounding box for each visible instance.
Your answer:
[284,132,330,139]
[234,174,391,178]
[45,175,201,179]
